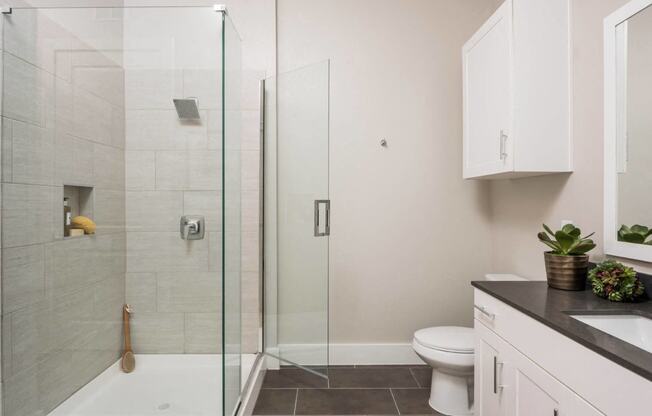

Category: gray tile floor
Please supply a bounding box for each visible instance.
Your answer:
[253,365,441,415]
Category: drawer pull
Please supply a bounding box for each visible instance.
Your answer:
[474,305,495,320]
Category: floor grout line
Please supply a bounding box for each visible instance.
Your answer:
[263,386,424,390]
[408,367,422,388]
[389,388,401,415]
[292,389,299,416]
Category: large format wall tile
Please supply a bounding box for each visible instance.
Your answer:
[126,109,208,150]
[183,191,221,231]
[9,119,55,186]
[72,86,113,145]
[127,232,208,272]
[125,69,182,110]
[126,190,182,232]
[125,273,157,313]
[94,189,126,234]
[73,66,125,108]
[155,150,221,191]
[93,143,125,189]
[130,312,184,353]
[3,52,54,127]
[2,245,46,314]
[182,69,221,110]
[2,183,55,248]
[55,133,94,186]
[185,313,221,353]
[126,150,155,190]
[157,271,220,313]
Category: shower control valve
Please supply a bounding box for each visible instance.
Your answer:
[180,215,205,240]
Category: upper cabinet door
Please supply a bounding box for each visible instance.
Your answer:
[463,0,513,179]
[462,0,572,180]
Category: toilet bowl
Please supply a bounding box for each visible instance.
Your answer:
[412,326,474,415]
[413,273,526,415]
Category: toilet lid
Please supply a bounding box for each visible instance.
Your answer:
[414,326,474,354]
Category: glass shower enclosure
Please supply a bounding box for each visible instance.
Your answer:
[0,5,248,416]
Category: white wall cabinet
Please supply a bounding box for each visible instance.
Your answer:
[463,0,572,179]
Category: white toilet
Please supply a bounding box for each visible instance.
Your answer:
[412,273,526,415]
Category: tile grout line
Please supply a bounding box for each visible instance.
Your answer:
[292,388,299,416]
[389,388,401,415]
[408,367,422,388]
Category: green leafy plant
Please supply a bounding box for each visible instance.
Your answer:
[588,260,645,302]
[537,224,596,256]
[618,225,652,245]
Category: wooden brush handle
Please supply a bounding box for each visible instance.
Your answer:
[123,304,132,352]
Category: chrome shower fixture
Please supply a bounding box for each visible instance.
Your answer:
[173,98,201,120]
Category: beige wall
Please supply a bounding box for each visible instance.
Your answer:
[489,0,652,279]
[277,0,501,344]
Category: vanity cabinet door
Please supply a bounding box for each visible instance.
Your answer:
[505,339,605,416]
[475,320,511,416]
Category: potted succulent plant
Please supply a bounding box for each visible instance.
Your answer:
[588,260,646,302]
[537,224,596,291]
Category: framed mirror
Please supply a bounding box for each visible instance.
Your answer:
[604,0,652,261]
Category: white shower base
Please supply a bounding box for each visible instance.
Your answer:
[49,354,257,416]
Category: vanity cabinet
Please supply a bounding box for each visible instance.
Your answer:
[474,288,649,416]
[462,0,572,179]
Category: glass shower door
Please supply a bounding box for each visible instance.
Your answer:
[264,61,330,375]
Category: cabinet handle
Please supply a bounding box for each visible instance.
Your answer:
[499,130,508,160]
[493,356,498,394]
[493,356,506,394]
[474,305,495,320]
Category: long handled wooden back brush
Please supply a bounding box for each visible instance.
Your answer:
[121,304,135,373]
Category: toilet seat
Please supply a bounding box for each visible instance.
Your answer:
[414,326,474,354]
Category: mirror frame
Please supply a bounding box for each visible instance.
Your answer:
[604,0,652,262]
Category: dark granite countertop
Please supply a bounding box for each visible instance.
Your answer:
[471,280,652,382]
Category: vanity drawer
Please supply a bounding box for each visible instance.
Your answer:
[473,288,513,332]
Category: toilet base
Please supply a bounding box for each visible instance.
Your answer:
[428,368,473,416]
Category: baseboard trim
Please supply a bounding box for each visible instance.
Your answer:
[272,343,425,366]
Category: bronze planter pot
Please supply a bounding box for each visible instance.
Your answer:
[544,252,589,291]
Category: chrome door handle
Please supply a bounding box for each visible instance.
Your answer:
[499,130,508,160]
[314,200,330,237]
[493,356,506,394]
[493,356,498,394]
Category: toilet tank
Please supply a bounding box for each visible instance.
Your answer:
[485,273,527,281]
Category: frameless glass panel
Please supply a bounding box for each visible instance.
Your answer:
[265,61,330,375]
[1,6,225,416]
[222,12,243,416]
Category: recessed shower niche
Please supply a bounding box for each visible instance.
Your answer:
[62,185,94,237]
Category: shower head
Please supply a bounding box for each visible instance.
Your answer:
[173,98,201,121]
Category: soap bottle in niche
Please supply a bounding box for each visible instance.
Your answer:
[63,197,72,237]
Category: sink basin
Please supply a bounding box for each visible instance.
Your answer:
[570,314,652,354]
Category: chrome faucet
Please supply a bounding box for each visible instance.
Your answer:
[180,216,205,240]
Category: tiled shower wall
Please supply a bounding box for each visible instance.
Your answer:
[123,8,262,354]
[0,9,126,416]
